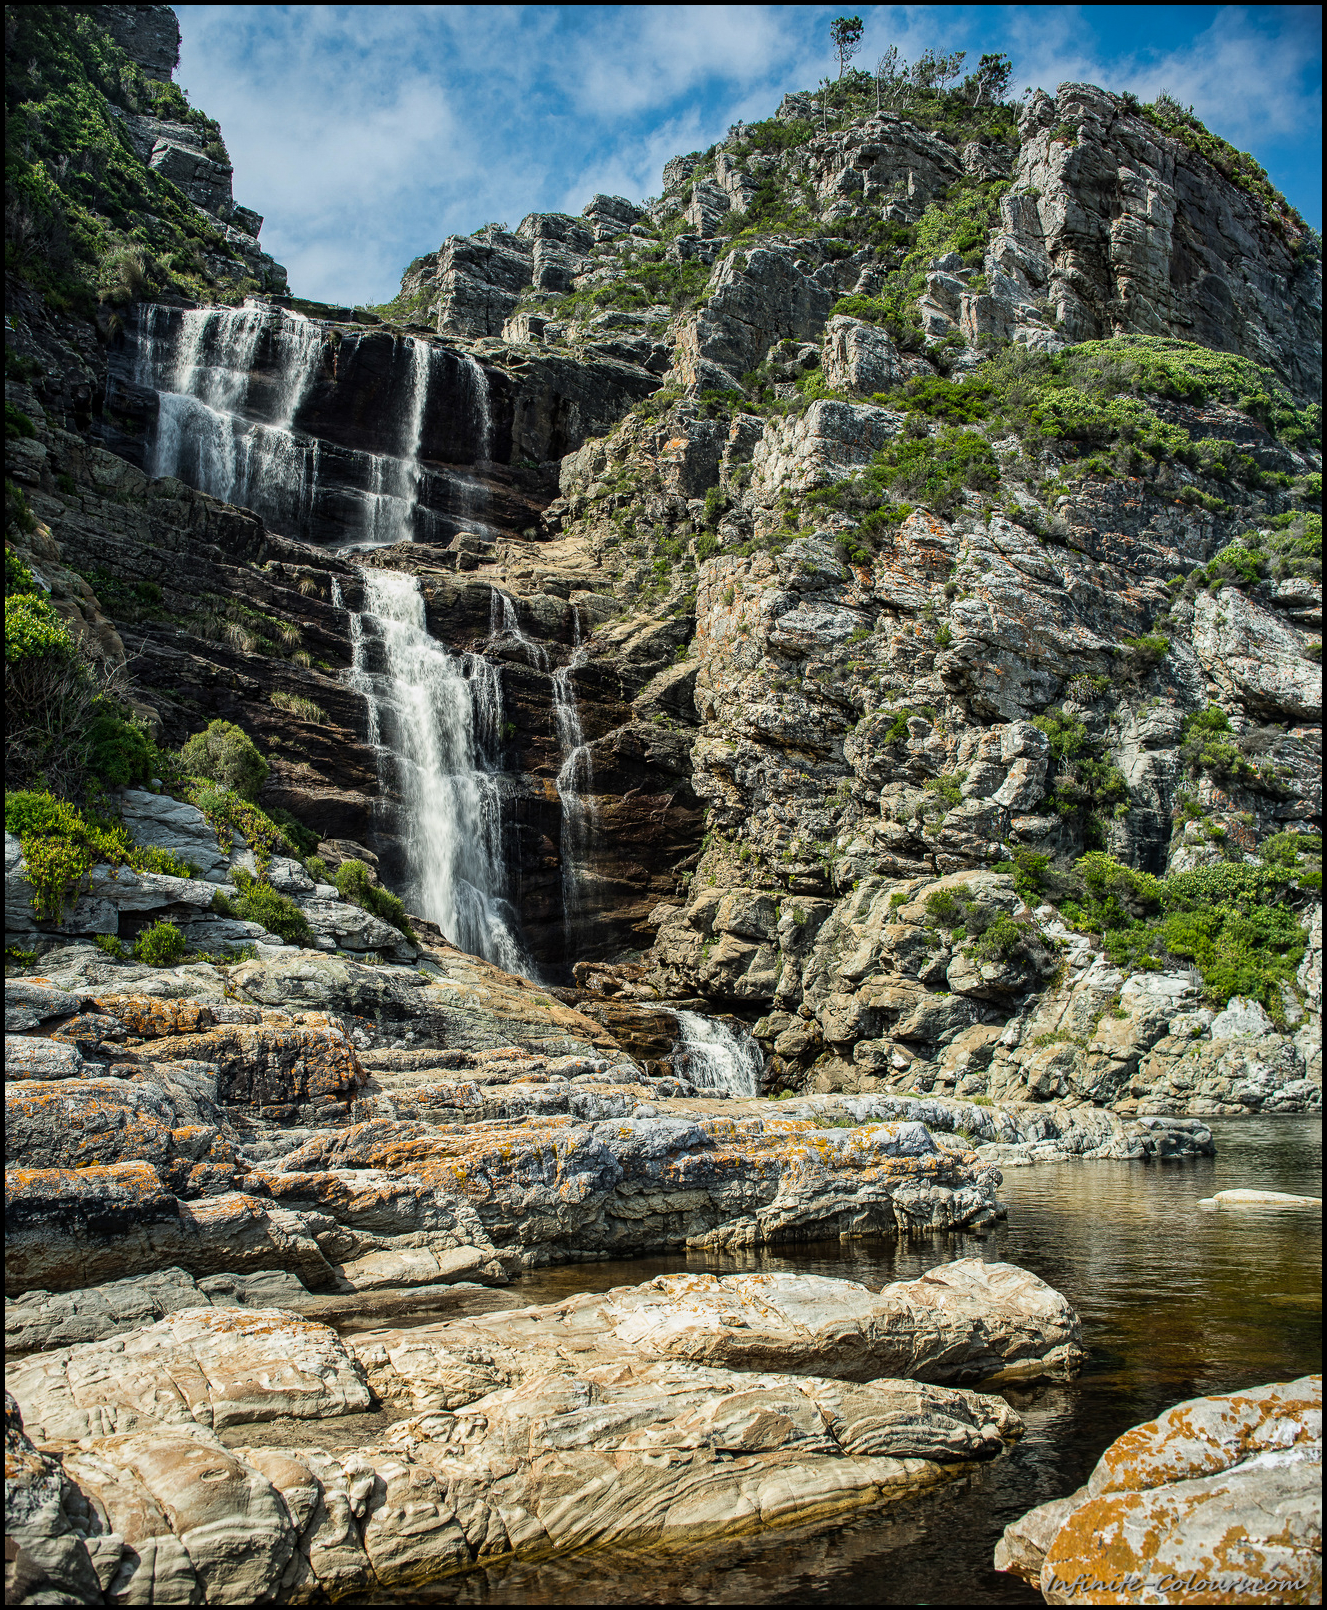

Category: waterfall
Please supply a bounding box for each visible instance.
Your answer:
[334,566,532,976]
[489,588,548,668]
[272,309,323,429]
[458,353,495,537]
[672,1012,764,1097]
[461,353,492,462]
[142,303,267,495]
[133,302,439,554]
[553,608,595,950]
[345,335,434,553]
[135,299,325,534]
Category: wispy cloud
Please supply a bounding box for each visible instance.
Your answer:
[176,4,1321,304]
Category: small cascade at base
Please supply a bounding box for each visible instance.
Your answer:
[672,1012,764,1097]
[332,567,532,977]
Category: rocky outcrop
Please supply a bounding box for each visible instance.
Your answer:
[91,5,180,82]
[4,1263,1082,1600]
[964,84,1321,401]
[995,1375,1322,1604]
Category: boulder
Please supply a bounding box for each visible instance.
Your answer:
[1199,1189,1322,1209]
[996,1375,1322,1604]
[821,316,928,394]
[5,1267,311,1354]
[3,1289,1029,1601]
[449,1259,1083,1386]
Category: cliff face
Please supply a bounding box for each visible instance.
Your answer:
[5,12,1322,1105]
[963,84,1323,402]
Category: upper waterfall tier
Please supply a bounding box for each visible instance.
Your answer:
[103,299,661,553]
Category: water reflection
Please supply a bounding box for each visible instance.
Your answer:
[359,1117,1321,1606]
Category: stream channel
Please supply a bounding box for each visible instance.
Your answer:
[344,1115,1321,1605]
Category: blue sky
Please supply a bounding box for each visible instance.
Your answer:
[175,4,1323,305]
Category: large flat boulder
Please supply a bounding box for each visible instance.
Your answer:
[5,1273,1045,1600]
[365,1259,1082,1389]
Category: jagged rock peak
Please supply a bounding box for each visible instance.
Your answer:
[90,4,180,83]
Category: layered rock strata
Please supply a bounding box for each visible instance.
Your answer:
[4,1261,1080,1602]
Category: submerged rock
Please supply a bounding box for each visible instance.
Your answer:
[995,1375,1322,1605]
[1199,1188,1323,1209]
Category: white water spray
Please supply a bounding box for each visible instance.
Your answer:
[553,608,595,949]
[335,567,531,976]
[672,1012,764,1097]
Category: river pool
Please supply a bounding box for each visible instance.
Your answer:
[367,1115,1321,1605]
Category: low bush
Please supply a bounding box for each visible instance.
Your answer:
[1060,852,1309,1019]
[6,789,133,917]
[188,782,297,869]
[261,805,321,859]
[134,919,185,966]
[975,909,1024,961]
[179,719,270,800]
[5,592,76,662]
[84,709,156,788]
[5,789,194,917]
[228,868,314,946]
[334,858,416,942]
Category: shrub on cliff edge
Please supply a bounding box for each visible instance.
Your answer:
[179,719,270,802]
[334,859,416,943]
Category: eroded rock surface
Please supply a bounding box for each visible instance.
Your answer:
[5,1265,1076,1601]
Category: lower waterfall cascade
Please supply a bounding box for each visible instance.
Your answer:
[672,1012,765,1097]
[333,567,532,977]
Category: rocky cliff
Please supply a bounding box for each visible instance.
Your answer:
[6,14,1322,1092]
[4,20,1321,1602]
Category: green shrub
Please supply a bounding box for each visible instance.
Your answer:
[134,920,185,966]
[6,403,37,439]
[926,771,966,807]
[976,910,1023,961]
[5,789,196,916]
[5,593,76,661]
[6,480,38,535]
[701,485,729,529]
[262,805,320,858]
[6,789,132,917]
[6,550,39,596]
[133,846,194,877]
[187,783,296,870]
[228,868,314,946]
[85,710,155,788]
[94,934,125,957]
[925,888,967,925]
[881,709,912,745]
[991,847,1052,902]
[1120,633,1170,669]
[179,719,270,800]
[334,858,416,942]
[1060,852,1309,1018]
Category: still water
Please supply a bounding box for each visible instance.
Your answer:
[373,1117,1321,1605]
